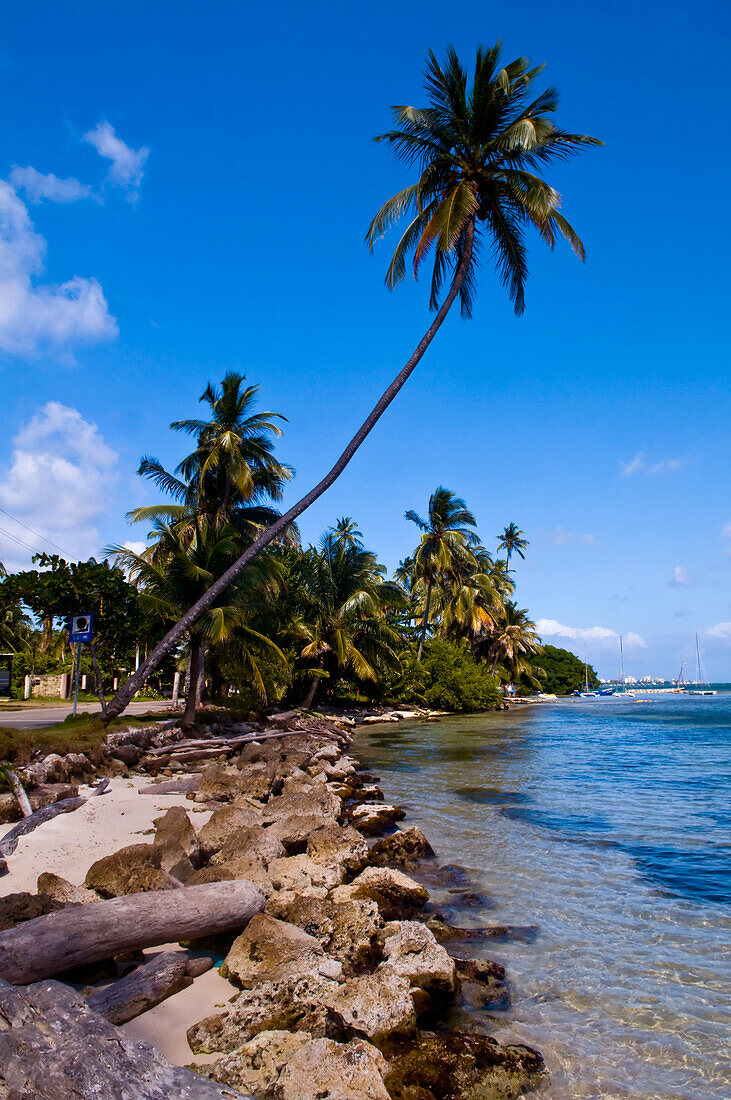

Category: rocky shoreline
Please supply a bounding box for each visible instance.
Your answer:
[0,707,546,1098]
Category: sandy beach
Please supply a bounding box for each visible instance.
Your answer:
[0,776,232,1067]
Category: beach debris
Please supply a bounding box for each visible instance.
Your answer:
[87,950,213,1024]
[0,879,265,984]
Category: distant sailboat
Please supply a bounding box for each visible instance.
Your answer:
[580,643,598,696]
[616,634,634,698]
[687,633,717,695]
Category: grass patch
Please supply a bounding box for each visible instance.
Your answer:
[0,711,171,765]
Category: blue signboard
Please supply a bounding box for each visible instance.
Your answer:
[69,613,94,644]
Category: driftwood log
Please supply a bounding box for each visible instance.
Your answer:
[138,775,201,796]
[6,770,32,818]
[87,951,213,1024]
[0,778,110,859]
[0,879,265,984]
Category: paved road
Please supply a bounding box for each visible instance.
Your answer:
[0,699,174,730]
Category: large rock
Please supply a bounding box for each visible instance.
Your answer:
[209,825,285,869]
[152,806,201,881]
[383,1031,546,1099]
[186,857,274,897]
[331,867,429,920]
[36,873,99,905]
[188,973,342,1053]
[348,803,406,836]
[264,895,381,974]
[277,1037,390,1100]
[197,803,264,858]
[221,914,342,986]
[268,854,344,894]
[267,812,327,851]
[195,1029,311,1096]
[454,957,509,1008]
[368,826,435,869]
[264,783,341,824]
[85,844,176,897]
[0,892,63,931]
[0,793,20,824]
[322,969,416,1045]
[307,823,368,874]
[0,978,251,1099]
[195,764,265,805]
[379,920,457,998]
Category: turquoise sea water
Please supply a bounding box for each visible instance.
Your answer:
[355,693,731,1099]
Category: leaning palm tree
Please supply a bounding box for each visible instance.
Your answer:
[110,519,284,726]
[102,43,599,722]
[406,487,479,658]
[497,523,529,571]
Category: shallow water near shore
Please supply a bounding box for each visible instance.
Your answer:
[355,694,731,1099]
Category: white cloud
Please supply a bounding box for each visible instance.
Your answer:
[550,526,597,547]
[620,453,686,477]
[122,540,148,557]
[83,121,148,195]
[0,402,118,569]
[669,565,692,587]
[722,521,731,538]
[706,622,731,639]
[9,165,93,204]
[536,618,647,647]
[0,180,117,358]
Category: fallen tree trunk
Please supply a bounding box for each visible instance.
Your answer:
[87,951,213,1024]
[0,778,110,858]
[0,879,265,984]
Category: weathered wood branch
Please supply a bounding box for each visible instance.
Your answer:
[0,879,265,984]
[6,771,32,818]
[87,951,213,1024]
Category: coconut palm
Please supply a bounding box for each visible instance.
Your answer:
[103,44,599,722]
[293,533,405,707]
[406,487,479,658]
[497,523,529,570]
[481,600,541,680]
[329,517,364,550]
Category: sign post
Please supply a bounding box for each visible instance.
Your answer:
[69,614,94,718]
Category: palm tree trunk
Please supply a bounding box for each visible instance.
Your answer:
[182,641,203,729]
[417,577,434,661]
[302,656,325,709]
[89,643,107,709]
[195,643,207,707]
[101,220,476,724]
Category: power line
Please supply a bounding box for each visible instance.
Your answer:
[0,525,42,556]
[0,507,69,556]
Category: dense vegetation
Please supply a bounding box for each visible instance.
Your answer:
[0,374,549,720]
[537,645,600,695]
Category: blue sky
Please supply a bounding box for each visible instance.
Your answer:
[1,0,729,679]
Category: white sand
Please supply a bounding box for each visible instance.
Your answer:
[0,776,233,1067]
